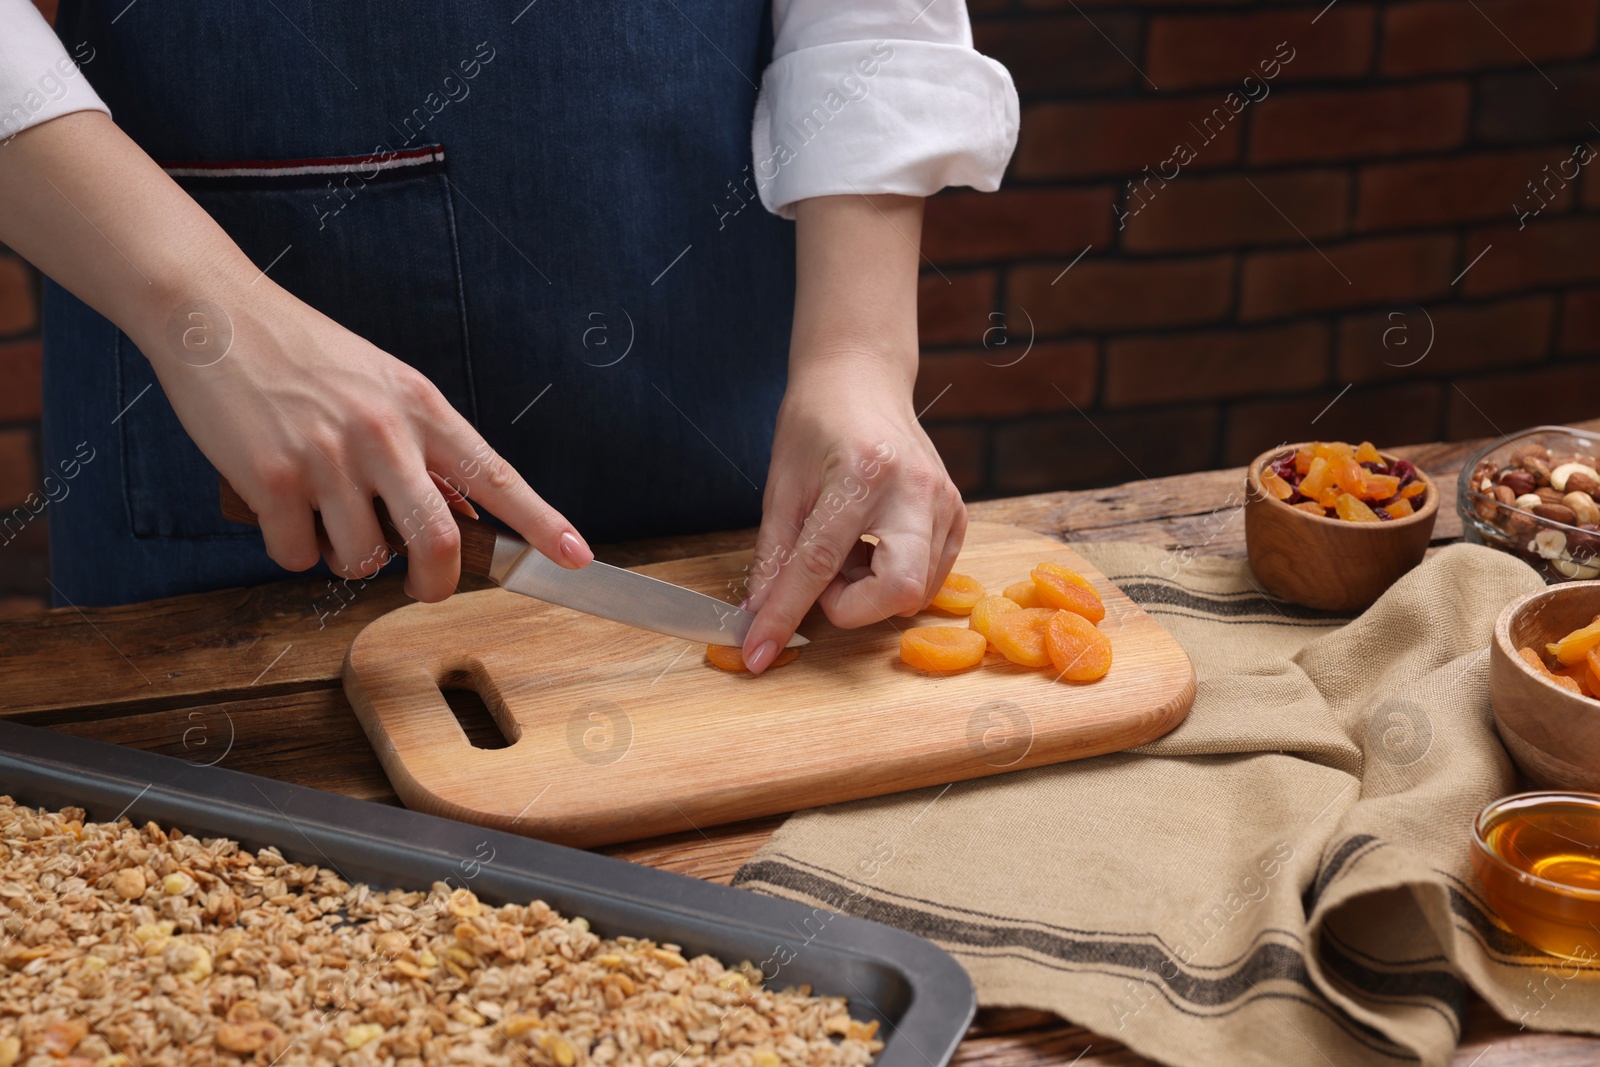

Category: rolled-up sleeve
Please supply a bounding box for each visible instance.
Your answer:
[0,0,109,141]
[752,0,1019,218]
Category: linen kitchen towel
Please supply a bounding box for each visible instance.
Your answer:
[734,542,1600,1067]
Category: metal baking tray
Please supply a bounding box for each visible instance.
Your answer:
[0,720,974,1066]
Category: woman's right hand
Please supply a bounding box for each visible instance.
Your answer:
[137,276,593,602]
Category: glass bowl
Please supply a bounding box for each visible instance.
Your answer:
[1456,424,1600,582]
[1471,791,1600,960]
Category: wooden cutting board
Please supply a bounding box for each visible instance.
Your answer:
[344,521,1195,847]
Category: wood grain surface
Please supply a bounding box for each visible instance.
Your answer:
[342,521,1196,847]
[4,422,1596,1067]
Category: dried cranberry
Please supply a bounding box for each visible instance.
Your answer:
[1375,507,1392,521]
[1391,460,1417,485]
[1271,455,1297,482]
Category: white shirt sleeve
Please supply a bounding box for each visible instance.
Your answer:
[752,0,1018,218]
[0,0,109,141]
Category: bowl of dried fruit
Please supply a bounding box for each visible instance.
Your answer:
[1245,440,1439,612]
[1490,581,1600,792]
[1460,424,1600,582]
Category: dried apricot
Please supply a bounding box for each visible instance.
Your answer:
[1293,446,1315,475]
[1003,579,1047,609]
[1030,562,1106,623]
[1588,646,1600,697]
[1299,457,1333,501]
[1331,454,1368,497]
[1362,474,1400,500]
[1335,493,1381,523]
[1518,647,1583,693]
[705,645,799,672]
[1398,482,1427,500]
[1046,611,1112,682]
[1259,465,1293,501]
[899,626,987,672]
[987,608,1058,668]
[1383,498,1415,519]
[1292,501,1327,516]
[1355,440,1383,464]
[931,572,986,615]
[1312,441,1354,462]
[970,596,1022,642]
[1547,615,1600,667]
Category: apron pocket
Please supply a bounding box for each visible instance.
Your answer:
[118,145,474,540]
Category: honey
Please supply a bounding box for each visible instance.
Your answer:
[1472,792,1600,961]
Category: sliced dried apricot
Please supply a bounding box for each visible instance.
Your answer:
[1398,482,1427,500]
[1312,441,1354,462]
[1383,498,1415,519]
[1292,501,1327,516]
[1547,615,1600,667]
[1355,440,1383,464]
[1293,446,1315,476]
[1259,465,1293,501]
[970,595,1022,641]
[1299,457,1333,501]
[1046,611,1112,682]
[1030,562,1106,623]
[1335,493,1381,523]
[899,626,987,672]
[1003,579,1047,609]
[1587,646,1600,698]
[1519,646,1583,693]
[987,608,1058,667]
[1361,473,1400,500]
[706,644,799,672]
[930,572,985,615]
[1331,454,1368,497]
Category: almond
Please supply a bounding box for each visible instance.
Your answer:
[1533,503,1579,526]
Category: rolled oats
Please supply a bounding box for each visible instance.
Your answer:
[0,797,883,1067]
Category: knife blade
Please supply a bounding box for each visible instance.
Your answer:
[219,478,805,648]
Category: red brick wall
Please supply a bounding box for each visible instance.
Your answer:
[917,0,1600,498]
[4,0,1600,607]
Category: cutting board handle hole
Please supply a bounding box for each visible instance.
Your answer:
[437,666,518,751]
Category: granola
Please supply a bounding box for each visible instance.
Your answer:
[0,797,882,1067]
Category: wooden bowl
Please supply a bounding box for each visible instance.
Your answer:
[1243,444,1439,612]
[1490,582,1600,791]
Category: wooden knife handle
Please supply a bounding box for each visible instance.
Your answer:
[219,476,500,578]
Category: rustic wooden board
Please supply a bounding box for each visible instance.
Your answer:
[344,521,1196,847]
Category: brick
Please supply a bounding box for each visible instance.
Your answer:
[924,424,987,496]
[923,188,1114,264]
[1356,149,1579,232]
[1010,255,1235,334]
[993,406,1222,494]
[1461,216,1600,296]
[974,14,1141,94]
[915,341,1097,420]
[1146,8,1374,88]
[1477,63,1600,143]
[1104,322,1328,407]
[1447,365,1600,438]
[918,271,996,348]
[1240,235,1456,321]
[0,429,36,509]
[1381,0,1599,76]
[0,257,37,337]
[1015,97,1243,180]
[1559,287,1600,353]
[0,340,42,422]
[1223,382,1444,466]
[1337,296,1554,382]
[1249,82,1470,164]
[1121,169,1348,253]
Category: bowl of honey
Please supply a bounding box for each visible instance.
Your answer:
[1471,791,1600,960]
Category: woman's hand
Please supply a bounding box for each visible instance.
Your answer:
[738,192,964,672]
[740,357,966,670]
[0,111,590,603]
[138,277,593,602]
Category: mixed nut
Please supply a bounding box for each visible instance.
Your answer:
[1467,442,1600,579]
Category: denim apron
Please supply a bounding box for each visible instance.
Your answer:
[43,1,794,606]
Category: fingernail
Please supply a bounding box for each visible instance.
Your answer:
[745,639,777,674]
[558,531,592,567]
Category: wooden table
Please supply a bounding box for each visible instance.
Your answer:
[5,423,1598,1067]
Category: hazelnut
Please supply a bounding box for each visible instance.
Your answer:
[1499,470,1537,496]
[1533,503,1579,526]
[1564,491,1600,527]
[1531,529,1568,559]
[1568,471,1600,498]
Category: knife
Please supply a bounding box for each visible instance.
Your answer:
[219,478,805,648]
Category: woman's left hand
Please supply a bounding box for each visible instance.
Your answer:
[739,354,966,672]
